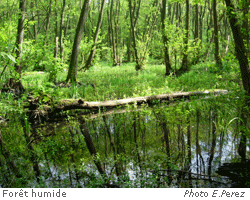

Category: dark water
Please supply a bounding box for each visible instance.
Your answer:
[0,95,249,188]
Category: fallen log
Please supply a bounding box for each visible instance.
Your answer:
[25,89,228,123]
[51,89,228,110]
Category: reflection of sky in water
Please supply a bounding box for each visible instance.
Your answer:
[127,162,137,181]
[34,120,247,188]
[190,131,236,175]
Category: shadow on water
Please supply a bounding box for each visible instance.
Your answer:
[0,94,249,188]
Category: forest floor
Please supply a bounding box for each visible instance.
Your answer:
[23,60,241,100]
[0,60,243,114]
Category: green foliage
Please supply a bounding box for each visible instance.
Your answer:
[1,0,250,188]
[0,52,16,63]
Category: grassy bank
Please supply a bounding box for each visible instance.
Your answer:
[20,60,241,102]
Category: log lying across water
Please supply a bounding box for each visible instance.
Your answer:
[25,89,228,123]
[32,89,228,112]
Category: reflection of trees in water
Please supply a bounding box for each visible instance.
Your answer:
[0,98,249,187]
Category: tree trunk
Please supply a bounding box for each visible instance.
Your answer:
[79,118,108,181]
[213,0,222,66]
[225,0,250,96]
[103,116,121,177]
[59,0,66,61]
[242,1,249,58]
[10,0,26,96]
[43,0,52,47]
[66,0,90,83]
[21,118,41,183]
[179,0,189,74]
[192,3,200,64]
[64,4,71,39]
[208,110,217,179]
[133,113,142,171]
[83,0,105,70]
[107,0,121,66]
[128,0,142,70]
[161,0,172,76]
[30,1,37,41]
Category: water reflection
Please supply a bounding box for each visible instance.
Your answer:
[0,97,249,187]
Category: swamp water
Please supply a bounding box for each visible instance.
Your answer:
[0,95,249,188]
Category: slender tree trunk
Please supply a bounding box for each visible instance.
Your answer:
[114,0,121,65]
[79,118,110,185]
[195,109,205,175]
[107,0,117,66]
[128,0,142,70]
[161,0,172,76]
[133,113,142,171]
[9,0,25,96]
[66,0,90,83]
[192,3,200,64]
[208,110,217,179]
[30,1,37,41]
[64,4,71,39]
[103,116,121,177]
[238,106,248,162]
[127,30,131,62]
[84,0,105,70]
[225,0,250,96]
[187,118,191,168]
[43,0,52,46]
[179,0,189,74]
[242,1,249,58]
[59,0,66,61]
[161,121,170,159]
[21,120,41,183]
[213,0,222,66]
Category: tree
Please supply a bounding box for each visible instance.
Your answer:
[128,0,142,70]
[178,0,189,74]
[161,0,172,76]
[66,0,91,83]
[107,0,121,66]
[83,0,105,70]
[213,0,222,66]
[225,0,250,96]
[59,0,66,61]
[9,0,26,96]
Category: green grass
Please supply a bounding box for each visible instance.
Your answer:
[20,61,242,102]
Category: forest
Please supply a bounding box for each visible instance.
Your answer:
[0,0,249,188]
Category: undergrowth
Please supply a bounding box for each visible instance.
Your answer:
[19,60,241,102]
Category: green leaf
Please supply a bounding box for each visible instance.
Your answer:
[0,52,16,63]
[7,54,16,63]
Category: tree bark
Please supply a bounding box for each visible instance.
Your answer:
[192,3,200,64]
[10,0,26,96]
[213,0,222,66]
[66,0,90,83]
[26,90,228,119]
[43,0,52,46]
[179,0,189,74]
[79,118,108,180]
[107,0,119,66]
[59,0,66,61]
[208,110,217,179]
[128,0,142,70]
[225,0,250,96]
[242,1,249,58]
[83,0,105,70]
[30,1,37,41]
[161,0,172,76]
[103,116,121,176]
